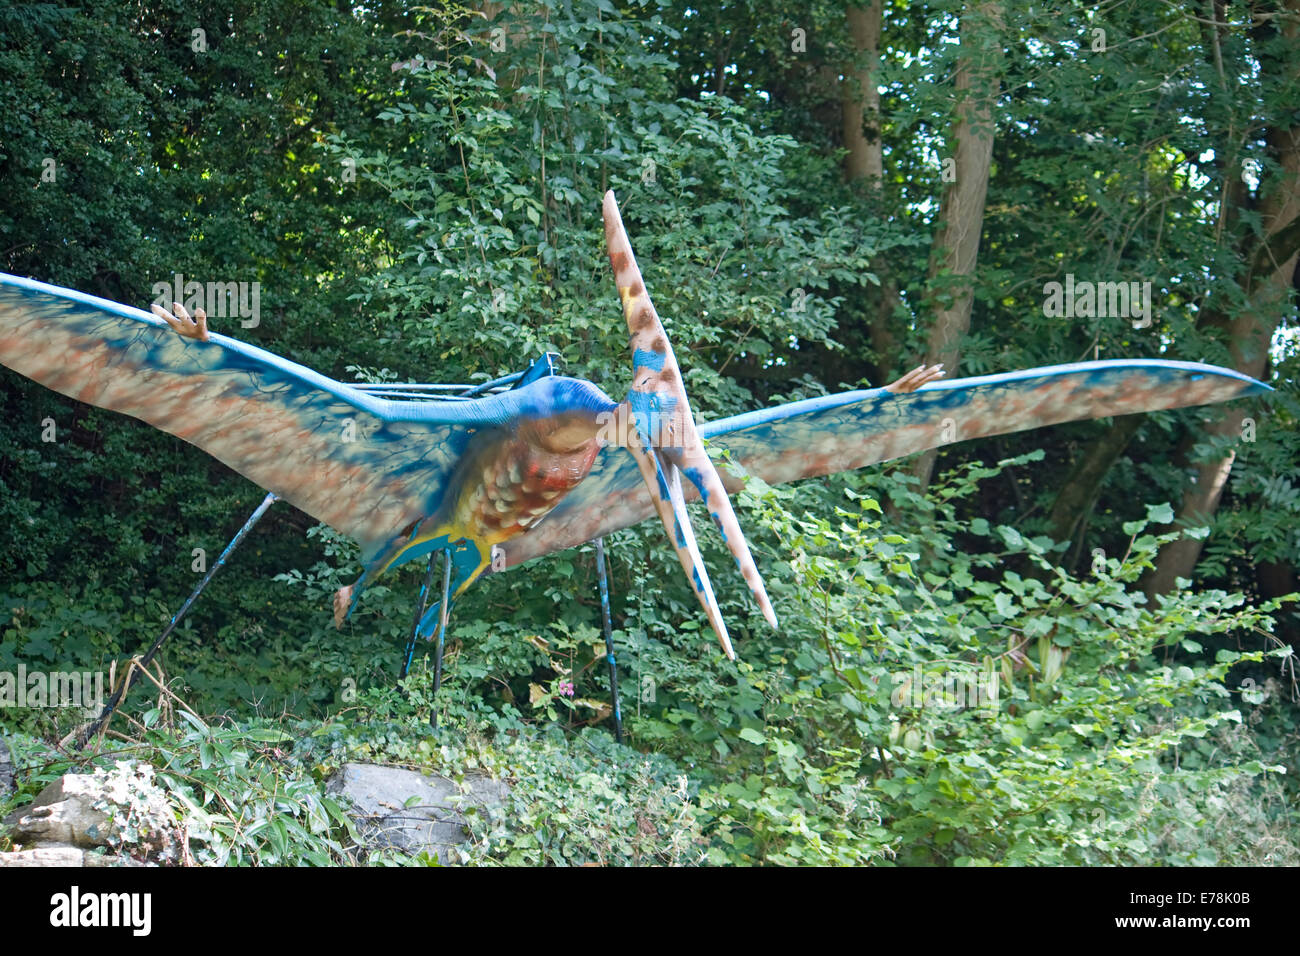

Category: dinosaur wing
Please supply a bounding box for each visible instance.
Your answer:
[0,272,582,568]
[502,359,1270,567]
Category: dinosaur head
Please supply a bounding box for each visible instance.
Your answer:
[602,190,778,659]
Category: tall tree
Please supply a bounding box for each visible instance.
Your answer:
[841,2,884,185]
[1146,0,1300,596]
[839,1,905,385]
[908,1,1004,488]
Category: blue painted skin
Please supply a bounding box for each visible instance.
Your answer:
[632,348,666,372]
[0,264,1273,662]
[628,390,679,449]
[509,357,1273,570]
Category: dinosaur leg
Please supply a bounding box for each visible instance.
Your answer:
[594,537,623,743]
[400,552,441,679]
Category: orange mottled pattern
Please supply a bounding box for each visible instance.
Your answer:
[501,364,1264,569]
[454,421,602,545]
[0,288,431,558]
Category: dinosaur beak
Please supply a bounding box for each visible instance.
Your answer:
[602,190,778,659]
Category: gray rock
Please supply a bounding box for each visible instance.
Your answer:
[3,762,175,860]
[326,762,509,864]
[0,845,88,866]
[4,773,117,848]
[0,845,140,867]
[0,736,12,799]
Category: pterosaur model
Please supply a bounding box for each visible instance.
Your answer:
[0,193,1269,738]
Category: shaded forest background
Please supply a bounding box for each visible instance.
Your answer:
[0,0,1297,865]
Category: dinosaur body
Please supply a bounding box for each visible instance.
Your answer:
[0,192,1272,663]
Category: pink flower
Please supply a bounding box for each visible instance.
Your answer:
[558,680,575,697]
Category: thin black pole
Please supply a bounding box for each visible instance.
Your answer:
[77,492,279,749]
[430,547,452,729]
[401,551,440,680]
[595,537,623,743]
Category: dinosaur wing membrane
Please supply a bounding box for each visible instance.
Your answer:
[504,359,1270,567]
[0,273,505,564]
[1,273,1269,626]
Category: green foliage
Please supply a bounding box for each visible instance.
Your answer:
[619,459,1297,865]
[1,676,710,867]
[328,0,888,420]
[0,0,1296,866]
[2,717,357,866]
[3,461,1292,866]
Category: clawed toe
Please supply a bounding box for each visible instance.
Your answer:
[885,363,946,394]
[151,301,209,342]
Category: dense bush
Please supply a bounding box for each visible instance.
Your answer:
[4,461,1294,865]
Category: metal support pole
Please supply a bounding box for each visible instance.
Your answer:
[77,492,279,749]
[430,548,452,729]
[401,551,440,680]
[595,537,623,743]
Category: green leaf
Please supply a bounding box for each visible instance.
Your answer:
[178,710,210,734]
[1145,502,1175,524]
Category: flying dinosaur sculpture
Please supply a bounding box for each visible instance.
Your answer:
[0,192,1271,673]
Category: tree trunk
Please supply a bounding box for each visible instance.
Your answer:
[840,2,898,384]
[1145,55,1300,597]
[1047,414,1144,548]
[841,2,883,186]
[908,2,1003,488]
[1257,560,1299,646]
